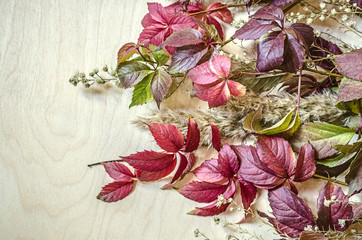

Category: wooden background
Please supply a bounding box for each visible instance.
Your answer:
[0,0,359,239]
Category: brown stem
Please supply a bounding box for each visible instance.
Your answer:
[187,4,245,17]
[296,68,303,107]
[282,0,302,13]
[229,70,283,79]
[313,174,348,186]
[303,66,344,78]
[88,159,124,168]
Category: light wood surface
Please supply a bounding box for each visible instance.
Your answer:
[0,1,359,240]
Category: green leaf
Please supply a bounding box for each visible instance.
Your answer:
[333,138,362,154]
[150,69,172,108]
[149,44,169,66]
[317,152,356,168]
[117,42,137,65]
[129,73,154,108]
[117,61,151,88]
[243,107,300,137]
[336,78,362,115]
[236,72,293,93]
[293,122,355,159]
[191,17,222,44]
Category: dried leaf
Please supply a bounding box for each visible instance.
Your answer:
[184,117,200,152]
[148,123,184,153]
[179,181,229,203]
[335,49,362,81]
[210,123,221,151]
[103,162,134,182]
[97,181,134,202]
[122,151,176,172]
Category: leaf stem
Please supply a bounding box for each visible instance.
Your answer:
[296,68,302,108]
[282,0,302,13]
[187,4,245,17]
[313,174,348,186]
[229,70,283,79]
[88,159,124,168]
[303,66,344,78]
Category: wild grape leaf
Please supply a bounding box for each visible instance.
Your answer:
[206,2,233,23]
[334,139,362,154]
[337,78,362,102]
[151,69,172,108]
[135,160,177,182]
[194,158,225,182]
[129,73,154,108]
[148,123,184,153]
[233,19,280,40]
[103,162,134,182]
[269,187,316,236]
[273,0,296,6]
[293,143,316,182]
[168,45,207,73]
[117,42,137,65]
[256,31,285,72]
[210,123,221,151]
[310,37,343,70]
[179,181,229,203]
[335,49,362,81]
[289,23,314,49]
[252,4,284,21]
[158,28,204,48]
[188,181,236,216]
[122,150,176,172]
[345,150,362,195]
[316,152,356,169]
[282,31,304,73]
[283,74,319,97]
[317,182,353,231]
[97,181,135,202]
[217,143,239,179]
[192,17,222,43]
[293,122,355,159]
[184,117,200,152]
[148,44,169,66]
[299,231,328,240]
[238,177,257,209]
[117,61,151,88]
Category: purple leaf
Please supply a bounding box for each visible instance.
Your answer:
[168,45,207,73]
[117,61,151,88]
[269,187,316,235]
[194,158,225,182]
[282,31,304,73]
[184,117,200,152]
[335,49,362,81]
[256,136,295,178]
[293,143,316,182]
[217,143,239,178]
[238,177,257,209]
[252,4,284,21]
[290,23,315,49]
[210,123,221,151]
[151,69,172,108]
[337,79,362,102]
[256,31,285,72]
[273,0,295,6]
[122,151,176,172]
[233,19,280,40]
[103,162,134,182]
[317,182,353,231]
[159,28,204,48]
[97,181,135,202]
[310,37,343,70]
[148,123,184,153]
[179,181,229,203]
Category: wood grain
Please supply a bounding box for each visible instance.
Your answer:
[0,0,359,239]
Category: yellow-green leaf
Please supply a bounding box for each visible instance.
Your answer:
[129,73,154,108]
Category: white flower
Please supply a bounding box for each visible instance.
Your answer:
[342,14,348,22]
[324,199,331,207]
[331,9,337,15]
[338,219,346,227]
[307,18,314,24]
[331,195,337,201]
[319,15,326,21]
[320,3,326,9]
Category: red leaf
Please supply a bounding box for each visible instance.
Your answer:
[179,181,228,203]
[103,162,134,182]
[317,182,353,231]
[206,3,233,23]
[234,145,283,189]
[122,150,176,172]
[169,15,196,31]
[256,31,285,72]
[238,177,257,209]
[210,123,221,151]
[233,19,280,40]
[159,28,204,48]
[148,123,184,153]
[117,42,137,64]
[184,117,200,152]
[193,158,225,182]
[227,80,246,97]
[97,181,134,202]
[269,187,316,236]
[135,160,177,182]
[293,143,316,182]
[217,143,239,178]
[162,152,195,188]
[189,181,236,216]
[256,136,295,178]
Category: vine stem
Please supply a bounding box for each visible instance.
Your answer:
[229,70,283,79]
[88,159,124,168]
[296,67,303,108]
[187,4,245,17]
[303,66,344,78]
[313,174,348,186]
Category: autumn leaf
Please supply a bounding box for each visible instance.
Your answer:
[179,181,229,203]
[103,162,134,182]
[310,37,343,70]
[335,48,362,81]
[117,42,137,65]
[148,123,185,153]
[193,158,225,183]
[97,181,135,203]
[210,123,221,151]
[150,69,172,108]
[184,116,200,152]
[117,61,151,88]
[168,45,208,73]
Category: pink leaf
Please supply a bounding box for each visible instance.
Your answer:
[227,80,246,97]
[293,143,316,182]
[194,158,225,182]
[122,151,176,172]
[135,160,177,182]
[206,3,233,23]
[103,162,134,182]
[210,123,221,151]
[97,181,134,202]
[217,143,239,178]
[189,181,236,216]
[268,187,316,236]
[210,54,231,78]
[234,145,283,189]
[238,177,257,209]
[147,2,168,24]
[159,28,204,48]
[256,136,295,178]
[148,123,184,153]
[335,49,362,81]
[179,181,228,203]
[169,15,196,31]
[162,152,195,188]
[184,117,200,152]
[117,42,137,64]
[317,182,353,231]
[188,61,219,85]
[193,80,231,108]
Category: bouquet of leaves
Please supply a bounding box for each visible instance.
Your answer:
[70,0,362,239]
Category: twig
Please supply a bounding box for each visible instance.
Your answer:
[88,159,124,168]
[188,4,245,17]
[313,174,348,186]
